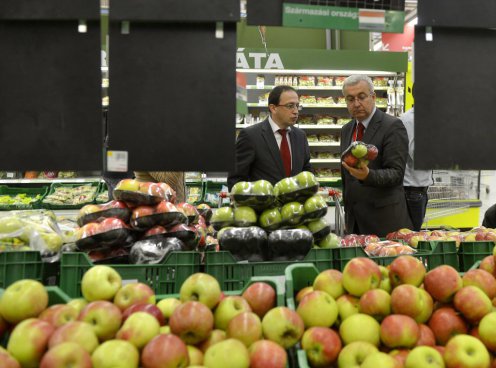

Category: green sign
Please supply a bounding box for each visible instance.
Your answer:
[282,3,405,33]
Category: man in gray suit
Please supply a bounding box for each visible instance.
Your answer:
[340,75,412,237]
[228,85,312,190]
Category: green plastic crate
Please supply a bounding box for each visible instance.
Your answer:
[0,185,48,210]
[46,285,72,305]
[458,241,494,272]
[0,251,44,288]
[204,249,333,292]
[297,349,310,368]
[41,182,100,210]
[59,251,201,298]
[331,246,433,271]
[417,240,459,271]
[285,263,319,310]
[95,182,110,204]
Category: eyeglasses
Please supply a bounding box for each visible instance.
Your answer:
[345,93,374,104]
[276,103,303,111]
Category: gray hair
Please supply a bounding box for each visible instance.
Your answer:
[342,75,374,95]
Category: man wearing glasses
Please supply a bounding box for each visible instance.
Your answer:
[228,85,312,190]
[340,75,412,237]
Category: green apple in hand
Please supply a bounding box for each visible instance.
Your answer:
[351,143,368,158]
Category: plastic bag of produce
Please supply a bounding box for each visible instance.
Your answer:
[268,229,313,261]
[341,141,378,168]
[164,224,200,251]
[130,201,187,231]
[113,179,176,206]
[77,200,131,227]
[76,217,135,251]
[218,226,269,262]
[130,237,184,264]
[230,180,275,210]
[274,171,319,204]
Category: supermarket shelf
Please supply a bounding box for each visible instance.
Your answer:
[317,177,341,182]
[308,142,340,147]
[247,103,348,108]
[310,159,341,163]
[298,124,343,129]
[247,85,388,91]
[0,178,104,184]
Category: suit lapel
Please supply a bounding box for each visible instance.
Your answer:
[261,119,285,177]
[289,129,299,176]
[363,109,382,142]
[343,120,355,146]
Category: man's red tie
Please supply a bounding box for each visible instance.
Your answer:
[355,122,365,141]
[279,129,292,177]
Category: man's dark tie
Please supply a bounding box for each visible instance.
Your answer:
[355,122,365,142]
[279,129,291,177]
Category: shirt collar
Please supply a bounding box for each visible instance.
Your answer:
[269,116,291,134]
[357,107,376,129]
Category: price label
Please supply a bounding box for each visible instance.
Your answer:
[107,150,128,172]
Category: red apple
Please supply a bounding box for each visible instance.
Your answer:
[463,269,496,299]
[416,324,436,346]
[242,282,277,318]
[131,205,155,220]
[391,284,433,323]
[49,321,99,353]
[113,282,155,311]
[122,303,165,325]
[380,314,420,349]
[155,201,178,214]
[359,288,391,322]
[295,286,314,304]
[480,255,496,277]
[102,200,128,210]
[0,347,20,368]
[141,334,189,368]
[249,340,287,368]
[454,285,492,323]
[424,265,463,303]
[39,304,79,328]
[99,217,127,232]
[226,312,263,347]
[139,182,166,198]
[389,255,426,287]
[389,349,410,366]
[342,257,382,297]
[301,327,341,367]
[40,342,92,368]
[144,225,167,238]
[78,301,123,341]
[169,301,214,345]
[428,307,468,346]
[313,269,345,299]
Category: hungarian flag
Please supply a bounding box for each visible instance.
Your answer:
[359,9,386,31]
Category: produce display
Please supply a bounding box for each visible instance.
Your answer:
[0,192,43,209]
[230,180,275,211]
[113,179,176,206]
[341,141,379,168]
[42,185,98,207]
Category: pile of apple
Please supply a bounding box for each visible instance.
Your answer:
[291,253,496,368]
[0,266,294,368]
[75,178,217,263]
[341,141,378,168]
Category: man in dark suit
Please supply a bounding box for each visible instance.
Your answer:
[228,85,312,190]
[340,75,412,237]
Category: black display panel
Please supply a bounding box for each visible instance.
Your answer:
[414,26,496,170]
[0,20,102,170]
[418,0,496,29]
[107,22,236,171]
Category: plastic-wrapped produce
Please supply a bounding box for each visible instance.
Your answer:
[258,207,282,232]
[280,202,305,228]
[218,226,268,262]
[268,229,313,261]
[230,180,275,211]
[164,224,200,251]
[76,217,134,251]
[113,179,176,206]
[307,218,331,241]
[210,207,234,231]
[341,141,378,168]
[130,237,184,264]
[303,194,328,221]
[130,201,187,231]
[77,200,131,227]
[274,171,319,204]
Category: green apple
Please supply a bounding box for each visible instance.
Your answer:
[40,232,63,252]
[49,321,99,353]
[342,257,382,297]
[187,345,204,366]
[444,334,490,368]
[318,233,341,249]
[113,282,155,311]
[313,269,344,299]
[231,181,251,195]
[405,346,444,368]
[80,265,122,302]
[258,208,282,230]
[252,180,273,196]
[116,311,160,349]
[40,342,92,368]
[210,207,234,227]
[214,296,252,330]
[7,318,54,367]
[297,291,338,328]
[477,311,496,351]
[204,338,250,368]
[295,171,318,188]
[262,307,304,349]
[91,340,139,368]
[233,206,257,227]
[78,301,123,341]
[307,218,330,237]
[0,279,48,324]
[180,273,221,310]
[115,179,140,192]
[280,202,305,225]
[351,143,367,158]
[198,329,226,353]
[336,294,360,322]
[274,178,299,195]
[337,341,378,368]
[39,304,79,328]
[304,194,327,213]
[226,312,263,347]
[156,297,181,324]
[379,266,392,293]
[339,313,381,346]
[67,298,88,314]
[361,352,399,368]
[358,289,391,322]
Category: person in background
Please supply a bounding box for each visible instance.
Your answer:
[134,171,186,203]
[400,84,434,231]
[227,85,312,190]
[340,75,412,237]
[482,204,496,228]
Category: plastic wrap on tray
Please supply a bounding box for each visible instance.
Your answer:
[130,201,187,231]
[307,218,331,241]
[258,207,282,232]
[230,180,275,210]
[340,234,381,247]
[130,237,184,264]
[274,171,319,204]
[280,202,305,227]
[303,194,328,221]
[218,226,269,262]
[268,229,313,261]
[113,179,176,206]
[364,240,416,257]
[210,207,234,231]
[77,200,131,227]
[89,246,131,264]
[75,217,134,251]
[233,206,258,227]
[341,141,378,168]
[176,202,200,225]
[196,204,213,224]
[164,224,200,251]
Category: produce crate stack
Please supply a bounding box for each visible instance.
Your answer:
[206,171,339,291]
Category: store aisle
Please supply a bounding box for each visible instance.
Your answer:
[479,170,496,225]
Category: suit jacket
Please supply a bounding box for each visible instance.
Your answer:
[340,109,413,237]
[228,119,312,190]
